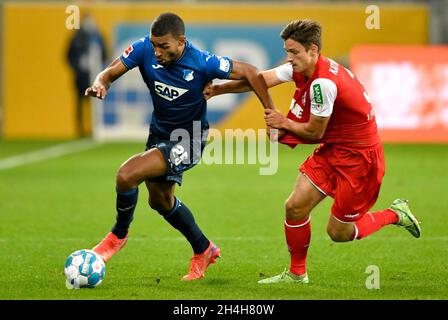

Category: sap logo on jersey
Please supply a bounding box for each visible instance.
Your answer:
[154,81,188,101]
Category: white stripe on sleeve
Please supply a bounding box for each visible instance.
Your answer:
[274,63,293,82]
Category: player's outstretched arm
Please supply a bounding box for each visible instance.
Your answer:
[204,67,285,102]
[226,60,277,110]
[85,57,129,100]
[203,79,250,100]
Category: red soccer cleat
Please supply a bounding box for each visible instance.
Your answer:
[182,241,221,281]
[92,232,128,263]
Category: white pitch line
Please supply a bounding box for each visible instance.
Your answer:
[0,139,101,171]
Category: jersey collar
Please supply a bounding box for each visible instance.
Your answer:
[175,40,190,64]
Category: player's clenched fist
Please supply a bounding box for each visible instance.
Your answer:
[85,83,108,100]
[265,108,287,129]
[202,81,216,101]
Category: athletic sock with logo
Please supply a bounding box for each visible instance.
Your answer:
[353,209,399,240]
[284,217,311,276]
[160,197,210,254]
[111,187,139,239]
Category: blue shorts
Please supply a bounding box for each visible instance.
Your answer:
[145,131,207,186]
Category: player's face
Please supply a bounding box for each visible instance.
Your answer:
[150,33,186,66]
[284,39,318,75]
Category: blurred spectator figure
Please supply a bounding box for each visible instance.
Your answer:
[67,14,107,138]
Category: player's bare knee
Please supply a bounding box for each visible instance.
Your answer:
[148,194,174,213]
[326,226,351,242]
[326,228,343,242]
[284,199,309,221]
[116,168,137,190]
[148,198,163,212]
[148,197,165,212]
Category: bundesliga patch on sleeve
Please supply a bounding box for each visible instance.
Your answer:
[123,45,134,58]
[312,84,323,104]
[218,57,230,73]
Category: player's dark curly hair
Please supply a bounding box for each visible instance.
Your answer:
[151,12,185,38]
[280,20,322,53]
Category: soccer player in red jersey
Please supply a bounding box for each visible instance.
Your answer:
[204,20,421,283]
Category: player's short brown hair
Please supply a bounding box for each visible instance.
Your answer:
[280,20,322,53]
[151,12,185,38]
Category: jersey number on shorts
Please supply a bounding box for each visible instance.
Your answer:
[171,145,189,166]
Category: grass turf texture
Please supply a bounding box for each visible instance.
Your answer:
[0,139,447,300]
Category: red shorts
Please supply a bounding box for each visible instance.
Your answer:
[299,143,385,223]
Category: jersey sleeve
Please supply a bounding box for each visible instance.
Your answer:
[119,38,146,70]
[309,78,337,117]
[274,63,293,82]
[204,54,233,80]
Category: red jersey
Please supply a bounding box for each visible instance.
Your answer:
[277,55,380,148]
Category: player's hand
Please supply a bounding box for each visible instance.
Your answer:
[264,108,287,130]
[203,81,217,100]
[85,83,108,100]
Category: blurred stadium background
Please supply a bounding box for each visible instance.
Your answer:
[0,0,447,141]
[1,0,448,301]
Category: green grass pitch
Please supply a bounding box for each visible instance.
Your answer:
[0,139,447,300]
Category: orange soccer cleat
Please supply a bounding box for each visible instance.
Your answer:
[182,241,221,281]
[92,232,128,263]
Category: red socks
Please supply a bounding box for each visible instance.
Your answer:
[284,217,311,276]
[283,210,398,275]
[354,209,399,240]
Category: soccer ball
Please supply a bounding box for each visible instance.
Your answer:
[64,249,106,289]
